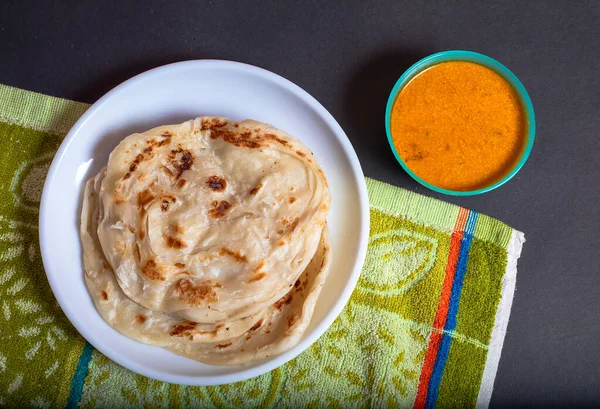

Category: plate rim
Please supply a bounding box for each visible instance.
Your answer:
[39,59,370,385]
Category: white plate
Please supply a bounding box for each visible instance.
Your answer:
[39,60,369,385]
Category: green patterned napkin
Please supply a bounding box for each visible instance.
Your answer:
[0,84,524,408]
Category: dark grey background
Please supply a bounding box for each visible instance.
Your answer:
[2,1,599,406]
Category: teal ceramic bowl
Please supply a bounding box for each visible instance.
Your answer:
[385,50,535,196]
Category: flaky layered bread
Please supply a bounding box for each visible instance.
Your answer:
[80,117,330,365]
[167,226,331,365]
[81,171,269,346]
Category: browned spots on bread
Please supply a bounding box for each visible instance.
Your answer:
[142,259,166,281]
[288,197,297,204]
[195,324,225,339]
[157,138,171,147]
[208,200,231,218]
[287,313,299,328]
[102,262,109,269]
[174,262,186,268]
[101,290,108,301]
[248,272,267,283]
[248,261,267,283]
[177,178,187,188]
[131,154,143,170]
[210,128,262,149]
[207,176,227,192]
[294,279,301,288]
[201,118,228,131]
[172,223,185,234]
[163,149,194,179]
[136,314,146,324]
[137,189,155,207]
[114,193,126,205]
[128,148,155,174]
[162,131,172,137]
[208,324,224,333]
[146,135,171,148]
[170,321,197,338]
[173,150,194,179]
[253,261,265,274]
[289,218,300,232]
[250,319,264,332]
[171,322,226,340]
[318,169,328,186]
[128,225,136,233]
[175,278,222,306]
[163,234,187,249]
[160,194,176,212]
[194,324,224,340]
[210,127,291,149]
[278,240,286,246]
[321,203,328,212]
[296,150,306,157]
[250,184,263,195]
[219,247,247,263]
[264,133,289,146]
[274,293,293,311]
[279,217,299,231]
[215,342,232,349]
[123,172,131,180]
[277,229,284,235]
[178,151,193,172]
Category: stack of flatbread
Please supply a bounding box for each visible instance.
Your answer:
[80,117,331,365]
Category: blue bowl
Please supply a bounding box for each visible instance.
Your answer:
[385,50,536,196]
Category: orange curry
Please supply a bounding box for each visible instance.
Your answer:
[390,61,526,191]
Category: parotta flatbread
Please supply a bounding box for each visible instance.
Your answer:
[167,226,331,365]
[81,117,331,365]
[94,117,329,323]
[81,170,269,346]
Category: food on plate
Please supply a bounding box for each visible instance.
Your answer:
[389,61,527,191]
[80,117,330,365]
[166,227,330,365]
